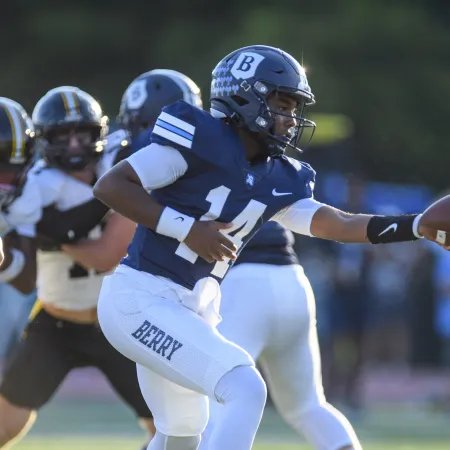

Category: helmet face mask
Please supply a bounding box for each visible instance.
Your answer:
[38,123,105,172]
[0,98,35,210]
[210,45,316,157]
[33,87,108,172]
[117,69,203,138]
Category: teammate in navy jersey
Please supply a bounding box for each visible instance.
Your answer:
[233,220,298,266]
[118,69,203,140]
[94,45,441,450]
[203,221,362,450]
[104,69,203,160]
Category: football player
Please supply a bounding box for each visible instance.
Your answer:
[61,70,202,266]
[0,98,40,364]
[0,98,39,294]
[201,221,362,450]
[93,45,443,450]
[0,87,155,449]
[118,69,203,139]
[0,98,41,369]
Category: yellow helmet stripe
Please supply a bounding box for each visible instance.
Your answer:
[70,91,81,114]
[60,91,71,115]
[2,102,25,163]
[61,89,81,116]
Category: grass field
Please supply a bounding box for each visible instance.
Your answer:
[11,397,450,450]
[13,438,450,450]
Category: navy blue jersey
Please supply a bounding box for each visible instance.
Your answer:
[234,221,299,266]
[131,128,152,153]
[122,100,315,289]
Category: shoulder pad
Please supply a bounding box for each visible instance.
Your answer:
[97,130,132,177]
[283,156,316,198]
[28,162,65,207]
[150,100,218,165]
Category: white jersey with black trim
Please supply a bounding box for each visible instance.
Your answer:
[29,149,119,310]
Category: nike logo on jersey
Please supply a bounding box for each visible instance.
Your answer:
[378,223,398,236]
[272,189,293,196]
[175,216,185,222]
[131,320,183,361]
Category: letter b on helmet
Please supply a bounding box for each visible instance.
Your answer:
[230,52,265,80]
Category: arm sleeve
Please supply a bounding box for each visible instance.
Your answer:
[273,198,325,236]
[126,142,188,191]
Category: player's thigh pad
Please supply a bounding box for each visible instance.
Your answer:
[97,266,254,398]
[137,364,208,436]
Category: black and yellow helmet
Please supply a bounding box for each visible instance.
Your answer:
[0,98,35,209]
[0,98,35,170]
[32,86,109,171]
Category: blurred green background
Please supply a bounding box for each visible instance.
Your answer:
[3,0,450,188]
[3,1,450,448]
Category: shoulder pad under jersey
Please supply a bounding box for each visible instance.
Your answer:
[150,100,222,166]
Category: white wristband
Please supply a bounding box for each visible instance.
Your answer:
[412,214,424,239]
[156,207,195,242]
[0,248,25,282]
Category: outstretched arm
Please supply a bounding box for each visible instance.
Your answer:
[274,198,427,244]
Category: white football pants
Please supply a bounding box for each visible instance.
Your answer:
[213,263,362,450]
[97,264,254,438]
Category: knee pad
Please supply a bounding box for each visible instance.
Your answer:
[165,435,201,450]
[241,366,267,408]
[156,402,208,437]
[151,432,201,450]
[215,365,267,407]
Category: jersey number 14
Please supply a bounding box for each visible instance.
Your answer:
[175,185,267,277]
